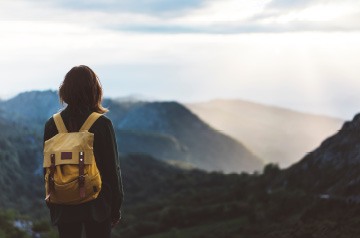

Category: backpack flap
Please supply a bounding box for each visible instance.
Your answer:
[43,133,95,167]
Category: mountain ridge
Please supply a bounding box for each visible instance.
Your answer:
[115,101,262,172]
[185,98,343,167]
[0,90,262,173]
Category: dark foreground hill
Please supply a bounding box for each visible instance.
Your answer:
[3,151,360,238]
[280,112,360,199]
[2,116,360,237]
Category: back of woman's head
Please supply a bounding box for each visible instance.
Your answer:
[59,65,108,114]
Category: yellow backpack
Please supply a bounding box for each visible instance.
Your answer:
[43,112,102,205]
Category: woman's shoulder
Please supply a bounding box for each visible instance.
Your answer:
[45,110,64,128]
[96,113,112,125]
[44,115,56,130]
[91,113,114,131]
[43,115,58,141]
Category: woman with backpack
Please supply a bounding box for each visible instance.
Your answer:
[43,65,124,238]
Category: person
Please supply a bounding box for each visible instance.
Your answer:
[43,65,124,238]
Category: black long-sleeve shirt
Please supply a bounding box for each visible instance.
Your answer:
[43,106,124,225]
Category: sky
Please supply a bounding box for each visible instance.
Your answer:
[0,0,360,119]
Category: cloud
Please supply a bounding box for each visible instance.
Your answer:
[1,7,360,118]
[36,0,208,16]
[2,0,360,34]
[266,0,315,9]
[114,0,360,33]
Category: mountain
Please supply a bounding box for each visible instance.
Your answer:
[281,113,360,198]
[1,92,360,237]
[113,93,158,102]
[0,90,62,127]
[114,101,263,173]
[0,91,263,173]
[185,99,343,168]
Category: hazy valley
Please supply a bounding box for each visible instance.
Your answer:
[186,99,343,167]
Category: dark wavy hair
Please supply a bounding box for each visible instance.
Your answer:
[59,65,108,114]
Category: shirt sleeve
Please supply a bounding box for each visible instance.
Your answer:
[95,117,124,220]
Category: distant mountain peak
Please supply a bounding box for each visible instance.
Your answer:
[116,100,263,173]
[10,89,58,99]
[118,101,210,134]
[0,90,61,124]
[114,93,158,103]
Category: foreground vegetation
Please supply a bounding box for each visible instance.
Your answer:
[114,159,359,238]
[1,153,360,237]
[1,90,360,237]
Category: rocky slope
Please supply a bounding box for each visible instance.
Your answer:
[278,113,360,199]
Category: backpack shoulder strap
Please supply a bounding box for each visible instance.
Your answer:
[53,113,68,133]
[79,112,103,132]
